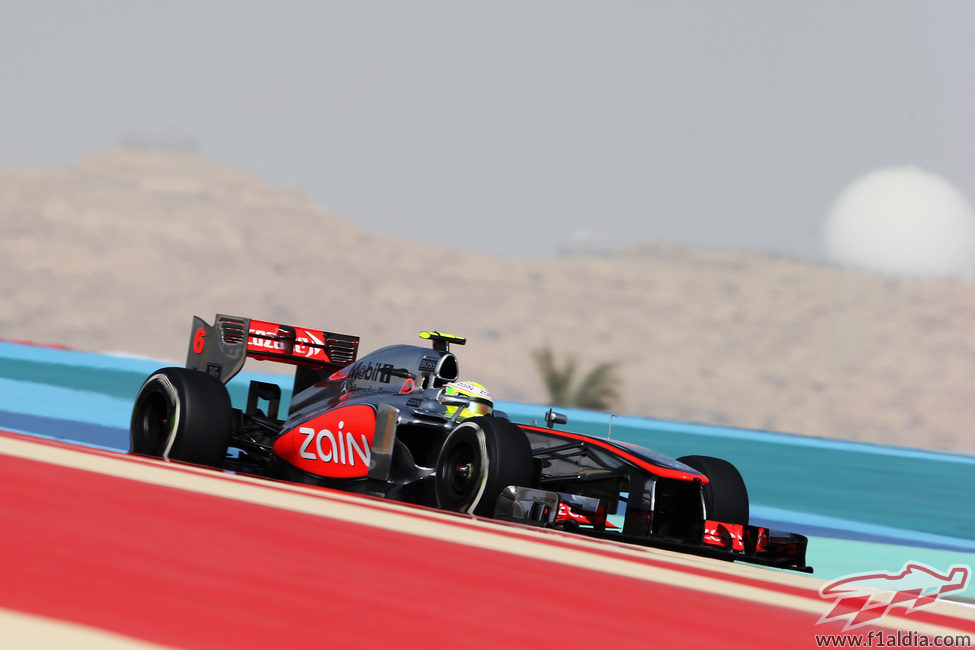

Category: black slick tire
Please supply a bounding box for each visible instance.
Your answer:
[677,455,749,525]
[436,416,533,517]
[130,367,233,468]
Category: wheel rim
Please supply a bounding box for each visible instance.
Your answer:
[134,385,178,457]
[441,438,481,501]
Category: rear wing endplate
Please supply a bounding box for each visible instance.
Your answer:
[185,314,359,384]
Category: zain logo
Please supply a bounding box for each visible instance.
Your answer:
[298,422,371,468]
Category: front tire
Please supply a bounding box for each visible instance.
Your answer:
[130,367,233,467]
[436,416,533,517]
[677,455,749,525]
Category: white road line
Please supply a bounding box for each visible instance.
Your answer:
[0,607,173,650]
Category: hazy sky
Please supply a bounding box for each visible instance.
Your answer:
[2,1,973,258]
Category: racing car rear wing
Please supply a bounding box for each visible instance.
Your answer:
[185,314,359,385]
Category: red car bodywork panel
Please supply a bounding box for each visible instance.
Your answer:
[272,404,377,479]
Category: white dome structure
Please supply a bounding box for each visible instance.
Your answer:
[825,167,975,279]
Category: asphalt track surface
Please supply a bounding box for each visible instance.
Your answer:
[1,430,973,649]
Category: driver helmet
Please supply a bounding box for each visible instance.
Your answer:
[442,380,493,420]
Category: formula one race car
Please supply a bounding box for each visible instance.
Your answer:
[129,314,811,572]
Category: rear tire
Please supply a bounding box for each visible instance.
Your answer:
[436,416,533,517]
[130,367,233,467]
[677,455,749,524]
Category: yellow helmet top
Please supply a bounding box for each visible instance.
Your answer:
[442,380,493,420]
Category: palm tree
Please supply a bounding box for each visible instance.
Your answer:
[532,345,622,411]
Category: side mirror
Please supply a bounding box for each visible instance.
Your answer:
[544,409,567,428]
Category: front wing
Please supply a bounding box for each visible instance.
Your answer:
[495,486,812,573]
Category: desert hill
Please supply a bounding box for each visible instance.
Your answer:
[2,149,973,454]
